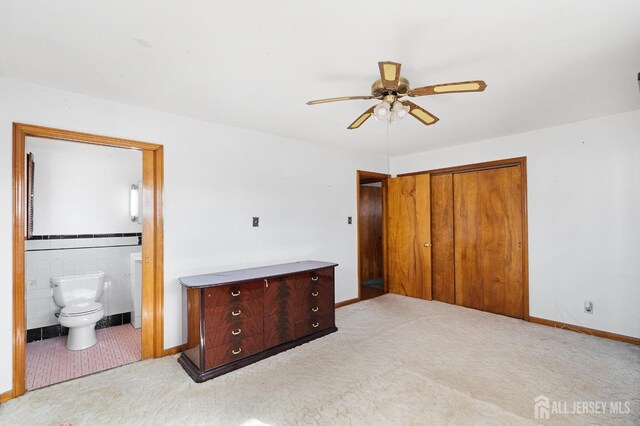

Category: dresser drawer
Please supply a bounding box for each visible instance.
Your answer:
[296,267,335,287]
[204,296,263,349]
[295,313,334,339]
[205,297,263,328]
[294,288,334,321]
[204,334,264,370]
[204,280,263,308]
[294,269,334,322]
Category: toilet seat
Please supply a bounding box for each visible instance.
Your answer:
[60,302,103,317]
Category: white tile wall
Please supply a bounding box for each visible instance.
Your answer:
[25,238,141,329]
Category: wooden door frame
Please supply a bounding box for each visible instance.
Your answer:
[356,170,390,301]
[11,123,164,399]
[399,156,529,320]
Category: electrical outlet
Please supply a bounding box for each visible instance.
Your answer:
[252,217,259,227]
[584,301,593,314]
[347,216,352,224]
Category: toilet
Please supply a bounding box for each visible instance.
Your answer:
[51,271,105,350]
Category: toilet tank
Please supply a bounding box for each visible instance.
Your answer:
[51,271,105,307]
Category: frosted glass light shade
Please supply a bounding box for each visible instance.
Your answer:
[130,184,139,222]
[374,102,391,120]
[393,101,408,119]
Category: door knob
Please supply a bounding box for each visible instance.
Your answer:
[424,243,432,247]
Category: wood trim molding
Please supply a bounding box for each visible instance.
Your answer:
[13,123,162,151]
[335,298,360,308]
[529,316,640,345]
[520,159,530,320]
[398,157,527,177]
[0,390,13,403]
[11,123,164,399]
[12,123,26,401]
[163,344,187,357]
[153,147,165,357]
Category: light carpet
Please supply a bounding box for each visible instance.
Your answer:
[1,294,638,425]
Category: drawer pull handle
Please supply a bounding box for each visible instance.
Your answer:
[311,276,319,282]
[231,290,241,297]
[311,306,319,312]
[312,322,320,328]
[232,348,242,355]
[231,310,242,316]
[232,328,242,336]
[311,291,319,297]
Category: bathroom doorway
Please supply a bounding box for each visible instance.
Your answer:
[12,123,164,398]
[357,170,388,301]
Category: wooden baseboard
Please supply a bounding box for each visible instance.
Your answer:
[335,298,359,308]
[163,344,187,357]
[0,390,13,403]
[529,316,639,345]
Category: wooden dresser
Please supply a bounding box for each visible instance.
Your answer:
[178,260,338,382]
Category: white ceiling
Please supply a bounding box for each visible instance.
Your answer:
[1,1,639,156]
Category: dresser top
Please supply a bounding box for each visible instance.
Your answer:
[179,260,338,288]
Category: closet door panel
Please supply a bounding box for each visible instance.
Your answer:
[453,172,483,310]
[387,174,432,299]
[454,167,524,318]
[430,174,455,303]
[479,166,523,318]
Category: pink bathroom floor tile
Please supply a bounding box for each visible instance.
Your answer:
[26,323,142,390]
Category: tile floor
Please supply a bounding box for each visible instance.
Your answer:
[26,323,141,390]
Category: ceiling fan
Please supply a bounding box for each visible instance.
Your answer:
[306,61,486,129]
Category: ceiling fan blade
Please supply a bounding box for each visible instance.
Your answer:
[409,80,487,97]
[306,95,374,105]
[404,101,439,126]
[347,106,375,130]
[378,61,401,90]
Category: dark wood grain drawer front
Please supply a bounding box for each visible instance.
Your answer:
[204,280,263,308]
[294,269,334,322]
[295,313,334,339]
[204,303,264,349]
[263,275,296,349]
[205,297,263,328]
[295,287,334,321]
[204,334,264,370]
[311,267,334,287]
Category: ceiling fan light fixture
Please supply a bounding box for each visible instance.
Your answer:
[393,101,409,119]
[373,101,391,120]
[306,61,486,130]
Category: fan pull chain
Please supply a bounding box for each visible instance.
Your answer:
[386,120,391,176]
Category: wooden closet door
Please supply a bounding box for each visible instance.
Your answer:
[454,166,524,318]
[387,174,432,299]
[430,174,455,304]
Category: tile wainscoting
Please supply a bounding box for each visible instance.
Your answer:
[25,233,142,331]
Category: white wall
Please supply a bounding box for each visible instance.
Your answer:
[392,109,640,339]
[0,77,386,394]
[26,137,142,235]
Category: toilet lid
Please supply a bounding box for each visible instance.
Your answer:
[60,302,103,317]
